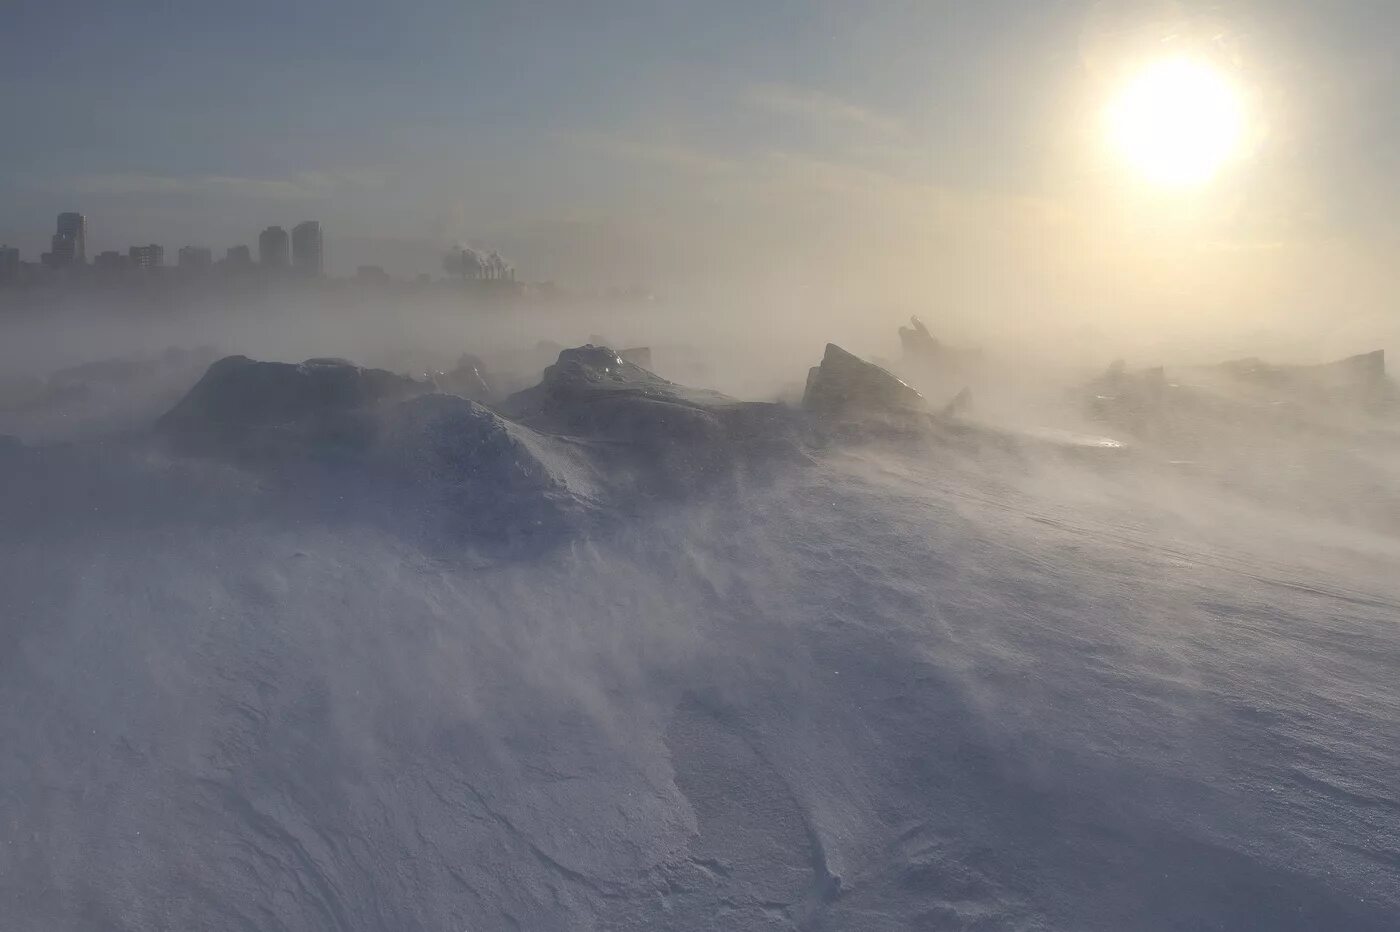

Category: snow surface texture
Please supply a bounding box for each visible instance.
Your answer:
[0,344,1398,930]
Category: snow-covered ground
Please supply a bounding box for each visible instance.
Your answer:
[0,347,1397,930]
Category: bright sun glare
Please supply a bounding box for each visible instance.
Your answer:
[1106,57,1245,188]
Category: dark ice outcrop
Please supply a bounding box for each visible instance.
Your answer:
[803,344,927,417]
[499,344,739,436]
[432,352,495,402]
[157,355,430,453]
[500,345,798,494]
[1085,350,1400,481]
[898,316,981,370]
[153,354,603,547]
[1088,349,1398,446]
[898,316,940,361]
[942,387,973,419]
[1214,350,1395,410]
[151,346,801,543]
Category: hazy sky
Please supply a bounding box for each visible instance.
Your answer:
[2,0,1398,341]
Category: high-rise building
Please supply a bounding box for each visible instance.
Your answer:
[355,264,390,284]
[128,244,164,270]
[94,250,129,271]
[49,236,75,266]
[224,245,253,268]
[0,245,19,282]
[291,221,323,276]
[49,212,88,267]
[258,226,290,268]
[177,246,213,270]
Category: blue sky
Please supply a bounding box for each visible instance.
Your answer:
[2,0,1398,325]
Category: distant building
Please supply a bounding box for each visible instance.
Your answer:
[94,250,129,271]
[0,245,19,282]
[177,246,213,270]
[258,226,290,268]
[291,221,323,276]
[128,244,164,270]
[48,212,88,268]
[443,246,514,282]
[355,264,390,284]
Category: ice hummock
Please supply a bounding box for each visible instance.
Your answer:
[803,343,927,418]
[151,346,809,545]
[157,355,430,445]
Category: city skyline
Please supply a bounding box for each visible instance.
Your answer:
[4,1,1400,319]
[1,209,535,288]
[0,209,535,289]
[4,210,331,277]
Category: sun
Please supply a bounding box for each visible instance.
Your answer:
[1106,57,1245,188]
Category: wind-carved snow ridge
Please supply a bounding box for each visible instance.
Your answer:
[151,345,826,552]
